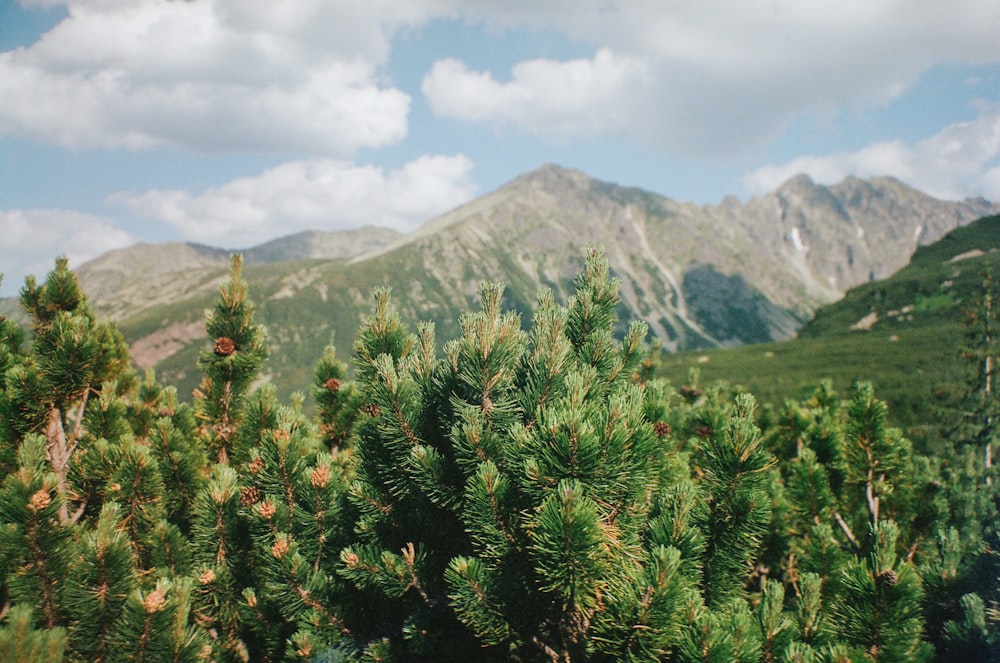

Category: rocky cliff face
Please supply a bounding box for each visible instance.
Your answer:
[345,164,996,350]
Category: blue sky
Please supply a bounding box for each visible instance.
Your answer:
[1,0,999,296]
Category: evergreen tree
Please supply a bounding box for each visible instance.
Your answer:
[186,262,356,662]
[2,258,131,524]
[194,254,267,464]
[0,259,213,662]
[7,247,1000,661]
[956,261,1000,480]
[312,340,362,452]
[340,250,701,661]
[831,521,928,662]
[695,393,775,607]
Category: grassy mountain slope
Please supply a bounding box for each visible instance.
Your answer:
[658,214,1000,446]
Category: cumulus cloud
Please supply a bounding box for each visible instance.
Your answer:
[423,1,1000,154]
[6,1,999,159]
[743,106,1000,200]
[0,0,421,153]
[0,209,134,294]
[108,154,479,247]
[423,49,649,140]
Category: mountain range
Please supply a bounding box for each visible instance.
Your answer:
[659,212,1000,441]
[11,164,1000,400]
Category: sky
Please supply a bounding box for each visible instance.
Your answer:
[1,1,1000,296]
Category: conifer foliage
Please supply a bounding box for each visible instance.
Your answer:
[1,249,999,662]
[195,254,267,465]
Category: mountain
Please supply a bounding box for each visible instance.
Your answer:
[72,226,401,322]
[16,165,1000,402]
[242,226,401,264]
[334,164,995,349]
[659,214,1000,443]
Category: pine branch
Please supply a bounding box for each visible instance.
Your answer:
[44,407,72,525]
[833,511,860,554]
[66,388,89,457]
[531,634,562,663]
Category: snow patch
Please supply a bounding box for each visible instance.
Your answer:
[913,225,924,242]
[856,226,864,239]
[789,227,808,252]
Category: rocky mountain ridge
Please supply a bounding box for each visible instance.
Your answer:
[12,164,999,400]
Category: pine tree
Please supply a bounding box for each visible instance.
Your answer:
[956,261,1000,480]
[9,247,1000,660]
[2,257,131,524]
[831,521,929,662]
[338,249,706,661]
[0,434,73,628]
[0,259,214,662]
[186,264,356,662]
[313,341,362,452]
[695,392,775,607]
[131,370,208,534]
[0,274,27,473]
[194,254,267,465]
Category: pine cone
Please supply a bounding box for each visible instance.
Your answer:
[653,421,672,438]
[214,336,237,357]
[324,377,341,393]
[213,422,234,441]
[877,569,899,588]
[362,402,381,417]
[680,385,703,403]
[240,486,262,506]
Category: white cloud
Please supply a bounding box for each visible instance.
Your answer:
[423,48,649,139]
[0,0,423,153]
[108,154,479,247]
[6,1,999,159]
[743,107,1000,200]
[0,209,134,294]
[423,1,1000,154]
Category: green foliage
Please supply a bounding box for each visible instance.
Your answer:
[3,245,1000,662]
[313,340,362,451]
[0,604,66,663]
[0,435,73,627]
[195,254,268,464]
[831,521,927,662]
[662,217,1000,444]
[697,393,775,606]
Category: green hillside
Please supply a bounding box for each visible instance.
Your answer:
[659,214,1000,446]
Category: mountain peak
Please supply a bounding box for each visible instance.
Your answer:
[513,163,594,190]
[775,173,820,196]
